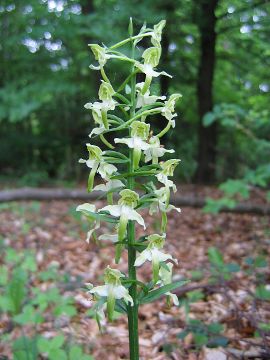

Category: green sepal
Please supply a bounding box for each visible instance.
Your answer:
[139,281,189,304]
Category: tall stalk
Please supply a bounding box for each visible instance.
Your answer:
[127,37,139,359]
[77,19,184,360]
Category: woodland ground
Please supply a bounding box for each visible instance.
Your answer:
[0,185,269,360]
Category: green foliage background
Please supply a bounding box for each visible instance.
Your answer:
[0,0,269,185]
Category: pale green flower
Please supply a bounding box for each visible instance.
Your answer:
[134,234,177,283]
[88,266,133,321]
[135,64,172,95]
[158,263,179,306]
[76,203,100,243]
[144,136,174,164]
[93,179,124,192]
[115,121,151,168]
[100,189,145,242]
[136,82,166,108]
[135,47,171,95]
[84,98,117,135]
[79,144,117,191]
[161,94,182,127]
[149,186,181,215]
[156,159,180,190]
[89,44,112,69]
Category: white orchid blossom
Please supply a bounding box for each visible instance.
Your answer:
[88,266,133,321]
[85,81,117,135]
[156,159,180,191]
[76,203,100,243]
[144,136,174,164]
[158,263,179,306]
[149,186,181,215]
[135,47,172,95]
[89,44,113,70]
[160,94,182,128]
[135,234,177,282]
[100,189,145,242]
[135,82,165,108]
[93,179,124,192]
[79,144,117,191]
[115,121,151,169]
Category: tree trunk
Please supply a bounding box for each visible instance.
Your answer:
[194,0,219,183]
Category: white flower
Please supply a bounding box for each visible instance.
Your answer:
[89,44,112,69]
[93,179,124,192]
[99,189,145,242]
[115,136,150,151]
[98,162,118,180]
[144,136,174,164]
[134,234,177,283]
[158,263,179,306]
[135,63,172,80]
[136,82,166,108]
[79,144,117,191]
[156,159,180,191]
[161,94,182,128]
[84,99,117,136]
[115,121,151,169]
[76,203,100,243]
[135,47,172,95]
[149,186,181,215]
[89,266,133,321]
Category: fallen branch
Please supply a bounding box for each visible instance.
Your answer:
[0,187,269,215]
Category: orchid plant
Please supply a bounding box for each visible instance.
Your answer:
[77,19,186,360]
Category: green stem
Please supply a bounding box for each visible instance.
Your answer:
[157,120,171,138]
[100,134,114,149]
[127,39,139,360]
[100,67,110,83]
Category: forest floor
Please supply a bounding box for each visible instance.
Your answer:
[0,185,269,360]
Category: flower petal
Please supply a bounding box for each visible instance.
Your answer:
[134,249,152,267]
[90,284,109,297]
[100,205,121,217]
[126,208,146,228]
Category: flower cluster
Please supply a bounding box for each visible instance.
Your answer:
[76,20,183,328]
